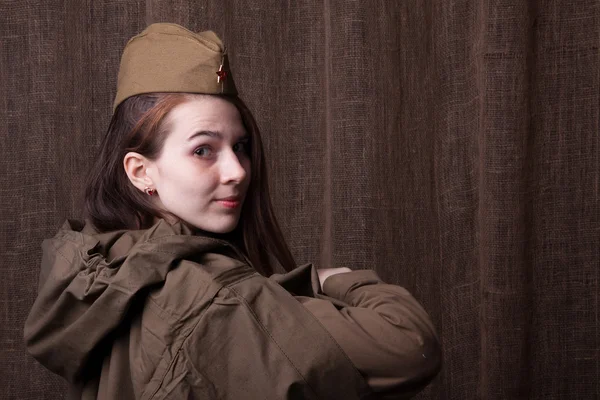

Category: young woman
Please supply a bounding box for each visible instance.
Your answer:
[24,23,441,399]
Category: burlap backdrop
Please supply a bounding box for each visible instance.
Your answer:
[1,1,598,399]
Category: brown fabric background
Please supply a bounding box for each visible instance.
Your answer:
[1,1,598,399]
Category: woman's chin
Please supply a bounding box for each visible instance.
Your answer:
[185,217,240,235]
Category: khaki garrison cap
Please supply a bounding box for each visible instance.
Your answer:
[113,23,238,111]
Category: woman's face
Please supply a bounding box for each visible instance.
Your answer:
[147,96,251,233]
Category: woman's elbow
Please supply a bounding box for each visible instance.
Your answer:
[409,331,442,383]
[368,333,442,399]
[394,330,443,394]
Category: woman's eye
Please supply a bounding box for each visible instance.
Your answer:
[233,141,249,153]
[194,146,213,157]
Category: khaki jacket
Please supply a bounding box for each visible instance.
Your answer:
[24,219,441,399]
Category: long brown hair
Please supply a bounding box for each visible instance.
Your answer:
[84,93,296,275]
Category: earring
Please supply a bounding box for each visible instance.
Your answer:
[144,187,156,196]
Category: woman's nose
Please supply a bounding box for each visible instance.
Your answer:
[219,150,247,184]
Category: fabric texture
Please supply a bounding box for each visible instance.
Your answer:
[1,1,599,399]
[24,219,439,399]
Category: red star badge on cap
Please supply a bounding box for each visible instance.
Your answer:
[216,65,227,83]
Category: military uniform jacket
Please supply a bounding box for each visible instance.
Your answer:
[24,219,441,399]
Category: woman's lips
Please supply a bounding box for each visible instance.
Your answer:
[216,198,241,209]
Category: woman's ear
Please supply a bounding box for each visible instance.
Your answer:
[123,152,155,192]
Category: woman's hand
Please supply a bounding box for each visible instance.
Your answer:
[317,267,352,287]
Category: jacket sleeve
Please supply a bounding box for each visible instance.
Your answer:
[296,269,442,399]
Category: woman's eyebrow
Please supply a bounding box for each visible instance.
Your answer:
[187,130,249,141]
[187,130,222,141]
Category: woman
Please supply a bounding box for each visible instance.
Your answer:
[24,23,441,399]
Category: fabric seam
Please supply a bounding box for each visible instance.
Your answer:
[127,31,221,53]
[294,297,373,396]
[146,289,219,400]
[228,284,321,399]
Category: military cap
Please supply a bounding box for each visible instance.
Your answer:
[113,23,237,110]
